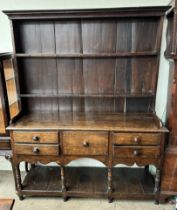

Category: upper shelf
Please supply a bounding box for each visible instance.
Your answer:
[16,52,159,58]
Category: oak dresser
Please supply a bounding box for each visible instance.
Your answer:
[2,7,170,202]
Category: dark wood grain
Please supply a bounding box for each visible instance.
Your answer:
[19,58,57,95]
[131,18,159,52]
[55,21,81,54]
[57,59,83,95]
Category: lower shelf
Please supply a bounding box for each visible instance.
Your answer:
[112,167,154,199]
[23,166,62,196]
[21,166,155,199]
[66,167,108,198]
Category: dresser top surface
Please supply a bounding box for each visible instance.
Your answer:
[7,112,168,132]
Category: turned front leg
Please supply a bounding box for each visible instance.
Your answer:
[61,166,67,201]
[108,167,113,203]
[154,168,160,204]
[5,153,24,200]
[14,163,24,200]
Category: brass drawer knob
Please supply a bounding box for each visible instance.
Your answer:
[133,150,140,156]
[32,136,40,141]
[133,136,141,143]
[83,141,89,147]
[33,147,40,154]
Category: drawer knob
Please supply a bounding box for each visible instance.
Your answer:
[33,147,40,154]
[32,136,40,141]
[83,141,89,147]
[133,136,141,143]
[133,150,140,156]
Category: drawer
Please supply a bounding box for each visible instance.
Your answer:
[112,132,161,146]
[113,146,160,158]
[63,131,108,155]
[13,131,58,144]
[14,144,59,156]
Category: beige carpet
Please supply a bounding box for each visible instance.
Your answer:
[0,170,174,210]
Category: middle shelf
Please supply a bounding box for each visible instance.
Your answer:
[15,51,159,58]
[19,93,154,98]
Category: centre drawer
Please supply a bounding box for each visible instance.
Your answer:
[13,131,58,144]
[62,131,108,156]
[14,144,59,156]
[113,146,160,158]
[112,132,161,146]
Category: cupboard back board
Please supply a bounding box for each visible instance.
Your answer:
[3,7,169,115]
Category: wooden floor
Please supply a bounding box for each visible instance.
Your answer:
[21,166,154,199]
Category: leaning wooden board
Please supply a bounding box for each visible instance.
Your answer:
[0,199,14,210]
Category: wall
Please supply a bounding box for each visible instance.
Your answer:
[0,0,171,169]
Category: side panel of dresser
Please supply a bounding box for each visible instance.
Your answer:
[159,0,177,202]
[0,54,11,151]
[0,53,20,152]
[159,60,177,201]
[159,146,177,202]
